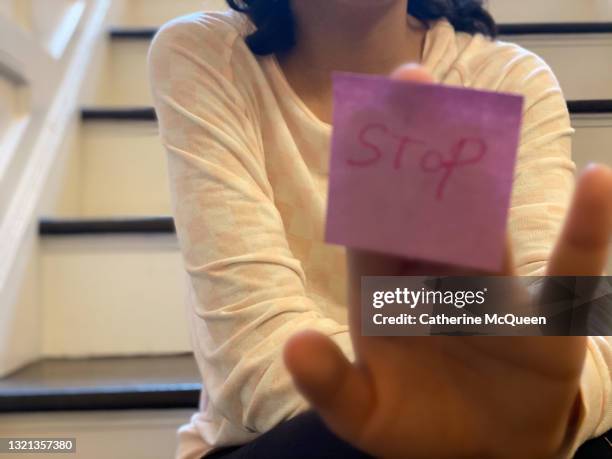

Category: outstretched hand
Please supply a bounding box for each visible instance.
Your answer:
[284,64,612,459]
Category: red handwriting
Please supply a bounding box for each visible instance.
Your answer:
[350,123,487,200]
[420,138,487,200]
[353,123,426,169]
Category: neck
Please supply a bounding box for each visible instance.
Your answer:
[285,0,425,76]
[275,0,427,124]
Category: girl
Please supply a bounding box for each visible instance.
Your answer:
[147,1,612,458]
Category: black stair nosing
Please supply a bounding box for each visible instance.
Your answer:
[0,385,200,413]
[567,100,612,115]
[81,107,157,122]
[109,27,157,40]
[498,22,612,36]
[39,217,176,236]
[109,22,612,41]
[80,101,612,124]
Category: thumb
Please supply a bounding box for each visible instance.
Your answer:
[547,163,612,276]
[283,330,374,443]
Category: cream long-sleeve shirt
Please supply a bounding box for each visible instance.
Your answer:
[147,9,611,459]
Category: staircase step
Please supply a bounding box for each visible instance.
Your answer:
[48,103,609,220]
[0,355,199,459]
[38,219,188,357]
[93,23,612,106]
[0,355,199,412]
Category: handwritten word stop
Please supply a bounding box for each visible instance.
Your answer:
[325,73,524,271]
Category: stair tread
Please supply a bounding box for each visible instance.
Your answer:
[0,355,200,412]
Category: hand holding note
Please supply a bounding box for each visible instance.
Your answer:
[285,65,612,459]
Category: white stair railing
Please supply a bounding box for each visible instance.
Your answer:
[0,0,112,377]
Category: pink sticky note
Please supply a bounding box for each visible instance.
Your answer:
[325,72,524,272]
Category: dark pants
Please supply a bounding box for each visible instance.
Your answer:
[203,410,372,459]
[203,410,611,459]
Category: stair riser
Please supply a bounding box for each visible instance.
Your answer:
[488,0,612,23]
[506,35,612,100]
[83,39,151,107]
[573,115,612,172]
[85,0,228,106]
[0,409,193,459]
[110,0,227,28]
[41,234,190,357]
[40,222,612,359]
[49,117,612,218]
[89,34,612,107]
[80,120,171,216]
[110,0,612,27]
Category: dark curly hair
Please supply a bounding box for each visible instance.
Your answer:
[226,0,497,55]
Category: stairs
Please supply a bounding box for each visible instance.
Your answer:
[0,355,198,412]
[0,2,218,458]
[1,2,611,458]
[39,217,185,357]
[0,355,200,459]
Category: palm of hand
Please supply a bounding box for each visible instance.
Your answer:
[347,333,584,459]
[325,248,586,459]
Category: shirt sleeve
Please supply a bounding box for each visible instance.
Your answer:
[493,43,611,457]
[147,15,353,437]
